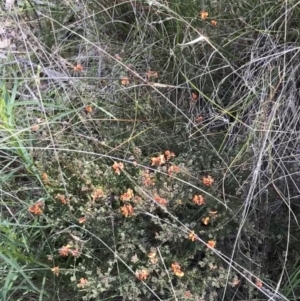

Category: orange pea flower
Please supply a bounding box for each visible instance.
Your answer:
[148,249,158,263]
[91,188,104,201]
[202,175,214,186]
[195,115,204,124]
[171,262,181,271]
[69,249,81,258]
[148,250,157,259]
[28,200,44,215]
[120,204,134,217]
[188,230,197,241]
[207,240,216,249]
[77,278,88,288]
[211,20,217,26]
[200,10,208,20]
[136,269,149,281]
[151,154,165,166]
[120,188,134,201]
[201,216,210,225]
[85,105,93,113]
[73,64,83,72]
[112,161,124,175]
[58,244,71,257]
[120,77,130,86]
[164,150,175,160]
[55,193,69,204]
[154,195,167,206]
[171,262,184,277]
[78,217,86,224]
[168,165,180,176]
[41,172,48,184]
[193,194,205,205]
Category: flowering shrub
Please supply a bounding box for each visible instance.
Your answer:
[30,145,245,301]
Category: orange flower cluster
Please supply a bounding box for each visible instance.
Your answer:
[207,240,216,249]
[85,105,93,113]
[202,210,218,225]
[91,188,104,201]
[188,230,197,241]
[200,10,208,20]
[42,173,48,184]
[202,216,210,225]
[120,204,134,217]
[164,150,175,160]
[202,175,214,186]
[151,154,165,166]
[120,77,130,86]
[78,217,86,224]
[112,162,124,175]
[28,200,44,215]
[56,193,69,204]
[77,278,88,288]
[171,262,184,277]
[199,11,217,27]
[73,64,83,72]
[211,20,217,26]
[120,188,134,201]
[58,244,81,257]
[135,269,149,281]
[151,150,175,166]
[154,195,167,206]
[167,165,180,176]
[192,194,205,205]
